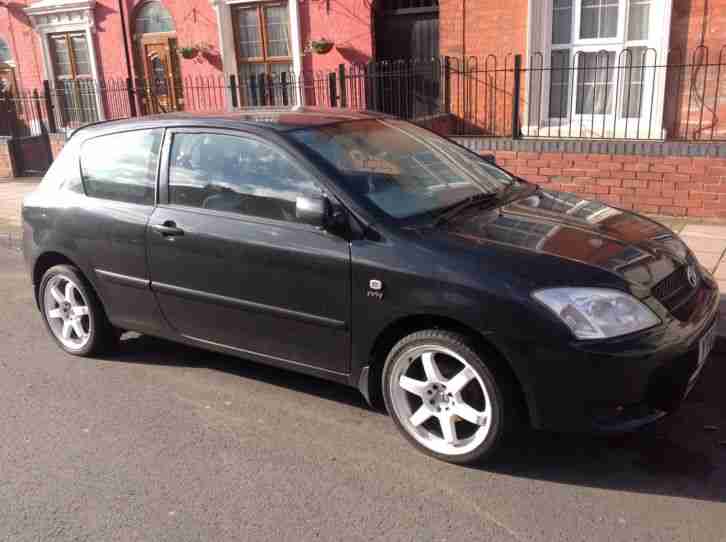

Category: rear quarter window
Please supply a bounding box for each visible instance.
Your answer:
[80,129,163,205]
[37,138,79,192]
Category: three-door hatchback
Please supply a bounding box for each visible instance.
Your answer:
[23,108,719,464]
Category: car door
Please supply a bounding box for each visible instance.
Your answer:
[71,128,167,334]
[147,129,351,375]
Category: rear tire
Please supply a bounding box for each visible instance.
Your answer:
[383,329,517,464]
[39,265,118,357]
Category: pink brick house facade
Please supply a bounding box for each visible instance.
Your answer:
[1,0,726,218]
[0,0,375,96]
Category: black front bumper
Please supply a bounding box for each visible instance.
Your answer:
[502,280,720,433]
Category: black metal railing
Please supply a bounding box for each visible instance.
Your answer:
[0,61,448,139]
[1,48,726,142]
[446,45,726,141]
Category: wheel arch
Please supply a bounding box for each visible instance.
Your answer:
[32,251,101,310]
[364,313,533,426]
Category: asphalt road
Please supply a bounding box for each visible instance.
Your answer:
[1,249,726,542]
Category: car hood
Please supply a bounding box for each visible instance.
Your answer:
[440,189,689,290]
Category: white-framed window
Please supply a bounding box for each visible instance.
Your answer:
[527,0,672,138]
[210,0,304,109]
[25,0,105,126]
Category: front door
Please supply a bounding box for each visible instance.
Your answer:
[375,0,440,118]
[140,38,180,113]
[0,67,17,95]
[147,130,351,376]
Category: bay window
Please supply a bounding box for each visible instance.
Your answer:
[529,0,671,137]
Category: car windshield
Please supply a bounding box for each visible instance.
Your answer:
[288,119,516,221]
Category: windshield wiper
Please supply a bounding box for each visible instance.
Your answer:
[433,192,500,226]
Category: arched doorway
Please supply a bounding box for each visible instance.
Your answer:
[133,1,181,113]
[374,0,440,119]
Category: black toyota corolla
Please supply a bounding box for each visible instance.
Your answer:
[22,108,719,464]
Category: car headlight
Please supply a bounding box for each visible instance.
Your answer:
[532,288,661,340]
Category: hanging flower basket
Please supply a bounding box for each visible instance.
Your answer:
[196,41,215,55]
[309,38,334,55]
[179,46,199,60]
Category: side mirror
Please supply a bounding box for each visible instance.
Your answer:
[481,153,496,164]
[296,194,331,228]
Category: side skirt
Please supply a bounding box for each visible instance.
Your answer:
[181,333,351,385]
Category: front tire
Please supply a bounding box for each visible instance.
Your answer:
[39,265,117,357]
[383,329,514,464]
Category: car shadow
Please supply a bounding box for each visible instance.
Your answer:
[477,354,726,503]
[106,333,726,503]
[106,333,375,412]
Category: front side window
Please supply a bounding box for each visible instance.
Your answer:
[233,3,293,106]
[49,32,99,125]
[289,120,515,221]
[80,129,162,205]
[168,133,321,222]
[547,0,655,121]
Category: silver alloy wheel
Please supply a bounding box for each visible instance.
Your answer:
[389,344,493,456]
[43,274,92,351]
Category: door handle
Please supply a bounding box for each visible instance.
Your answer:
[151,221,184,237]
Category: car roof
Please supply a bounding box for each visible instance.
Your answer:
[71,107,392,139]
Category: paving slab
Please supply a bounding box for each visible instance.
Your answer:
[652,217,687,233]
[713,262,726,280]
[681,224,726,239]
[691,251,724,272]
[680,235,726,256]
[0,179,39,233]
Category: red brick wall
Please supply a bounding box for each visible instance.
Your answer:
[299,0,373,72]
[487,150,726,218]
[670,0,726,52]
[96,0,223,82]
[438,1,726,140]
[439,0,528,59]
[0,134,65,178]
[0,1,45,91]
[0,0,224,93]
[0,138,16,178]
[664,0,726,140]
[440,0,726,60]
[49,134,66,160]
[438,0,528,137]
[0,0,373,94]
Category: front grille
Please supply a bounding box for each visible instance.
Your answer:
[651,265,697,313]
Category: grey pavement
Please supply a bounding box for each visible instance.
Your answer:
[0,178,40,249]
[1,249,726,541]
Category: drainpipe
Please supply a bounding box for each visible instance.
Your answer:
[461,0,466,59]
[118,0,134,81]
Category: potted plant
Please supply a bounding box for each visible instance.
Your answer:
[309,38,334,55]
[196,41,215,55]
[178,45,198,60]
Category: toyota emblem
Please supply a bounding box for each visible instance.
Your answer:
[686,265,699,288]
